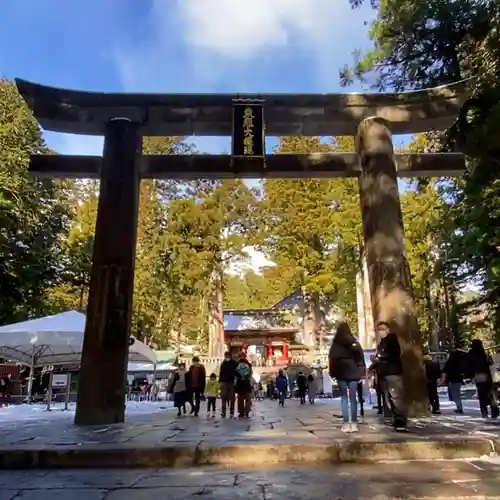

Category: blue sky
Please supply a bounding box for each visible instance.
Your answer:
[0,0,394,155]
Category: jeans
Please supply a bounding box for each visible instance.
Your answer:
[278,391,286,405]
[220,382,235,416]
[191,388,203,415]
[357,381,364,417]
[476,381,499,417]
[298,389,306,404]
[207,396,216,412]
[338,380,358,423]
[237,391,251,416]
[427,381,440,412]
[384,375,407,427]
[448,382,462,411]
[308,386,316,403]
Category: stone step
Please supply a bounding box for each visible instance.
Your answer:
[0,437,497,469]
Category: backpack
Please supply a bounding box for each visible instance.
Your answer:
[236,361,251,380]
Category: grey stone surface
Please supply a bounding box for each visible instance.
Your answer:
[1,460,500,499]
[15,490,106,500]
[0,399,499,452]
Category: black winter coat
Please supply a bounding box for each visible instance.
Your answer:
[424,359,441,381]
[373,333,402,377]
[466,350,493,382]
[329,332,366,382]
[442,352,464,384]
[219,359,238,383]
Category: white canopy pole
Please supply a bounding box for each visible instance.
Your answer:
[26,343,36,403]
[152,363,157,401]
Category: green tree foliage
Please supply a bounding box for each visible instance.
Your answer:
[224,267,296,310]
[50,131,259,349]
[401,180,445,343]
[150,179,259,348]
[259,137,362,328]
[343,0,500,343]
[0,79,71,324]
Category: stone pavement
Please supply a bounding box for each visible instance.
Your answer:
[1,460,500,499]
[1,399,500,468]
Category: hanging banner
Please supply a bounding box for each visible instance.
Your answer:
[232,101,265,158]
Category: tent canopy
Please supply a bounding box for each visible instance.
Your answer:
[0,311,157,367]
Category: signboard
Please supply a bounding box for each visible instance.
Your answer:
[232,101,265,157]
[51,374,69,388]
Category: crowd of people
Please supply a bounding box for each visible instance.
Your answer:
[167,351,321,418]
[167,352,254,418]
[166,323,500,430]
[329,320,500,434]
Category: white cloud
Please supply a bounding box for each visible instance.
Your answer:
[176,0,362,59]
[114,0,375,93]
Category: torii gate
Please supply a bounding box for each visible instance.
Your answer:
[16,78,473,425]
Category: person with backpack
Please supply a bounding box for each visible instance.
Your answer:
[235,352,253,418]
[187,356,206,417]
[275,369,288,406]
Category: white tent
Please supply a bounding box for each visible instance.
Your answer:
[0,311,157,367]
[128,362,176,372]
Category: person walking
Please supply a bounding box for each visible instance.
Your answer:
[276,369,288,406]
[368,359,384,415]
[467,339,499,419]
[188,356,206,417]
[235,352,253,418]
[424,354,442,415]
[205,373,219,417]
[219,351,237,418]
[296,372,307,404]
[357,379,365,422]
[169,363,190,416]
[442,349,465,414]
[329,322,366,433]
[283,367,291,398]
[372,322,408,432]
[307,373,317,404]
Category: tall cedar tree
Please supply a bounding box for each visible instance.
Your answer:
[344,0,500,343]
[0,79,70,324]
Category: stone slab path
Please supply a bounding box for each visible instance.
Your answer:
[0,399,499,468]
[1,460,500,499]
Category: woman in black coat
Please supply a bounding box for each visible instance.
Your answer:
[329,322,366,432]
[467,339,499,419]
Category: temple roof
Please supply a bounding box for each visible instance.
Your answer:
[224,313,299,332]
[16,78,474,136]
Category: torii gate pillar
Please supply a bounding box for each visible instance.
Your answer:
[356,117,428,415]
[74,118,141,426]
